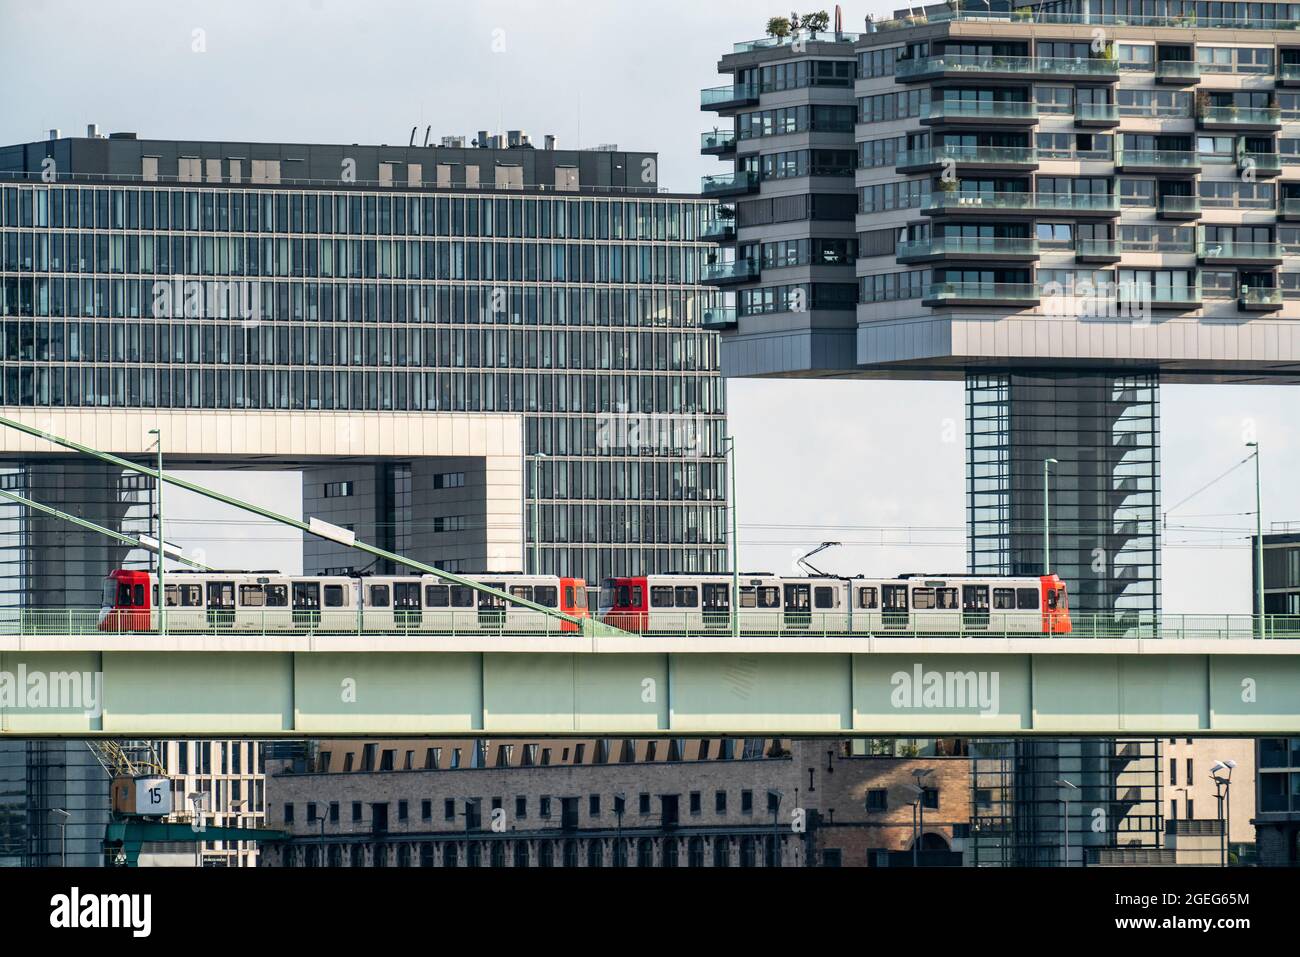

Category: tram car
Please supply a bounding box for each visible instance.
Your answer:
[598,572,1071,635]
[99,568,589,633]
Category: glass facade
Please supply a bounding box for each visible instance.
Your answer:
[0,180,728,586]
[967,371,1160,622]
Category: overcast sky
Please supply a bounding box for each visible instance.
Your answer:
[2,0,1294,612]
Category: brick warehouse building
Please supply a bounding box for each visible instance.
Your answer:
[262,738,972,867]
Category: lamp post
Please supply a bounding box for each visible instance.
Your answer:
[1044,457,1058,575]
[1053,778,1078,867]
[1210,760,1236,867]
[725,435,739,638]
[614,792,626,867]
[767,789,783,868]
[530,453,547,575]
[1246,442,1263,632]
[50,808,70,867]
[907,768,933,867]
[149,428,165,635]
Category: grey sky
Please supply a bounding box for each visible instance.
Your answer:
[2,0,1293,612]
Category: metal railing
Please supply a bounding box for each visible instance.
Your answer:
[15,609,1300,640]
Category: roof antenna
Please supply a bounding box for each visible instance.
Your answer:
[798,542,842,577]
[409,126,417,147]
[422,125,431,148]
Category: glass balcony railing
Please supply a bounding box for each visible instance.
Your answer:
[732,31,860,53]
[700,130,736,152]
[1116,149,1200,169]
[896,54,1118,79]
[700,170,758,196]
[1077,103,1120,123]
[1198,106,1282,125]
[1075,239,1122,258]
[1242,152,1282,173]
[700,216,737,241]
[927,190,1119,213]
[897,145,1037,167]
[925,281,1039,302]
[1282,63,1300,81]
[1156,60,1200,80]
[701,259,760,283]
[1198,241,1282,260]
[926,99,1038,121]
[1159,195,1201,215]
[898,237,1038,258]
[700,83,759,109]
[700,305,738,328]
[1239,287,1283,307]
[1282,197,1300,216]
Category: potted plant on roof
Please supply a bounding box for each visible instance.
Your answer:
[766,15,792,40]
[803,10,831,35]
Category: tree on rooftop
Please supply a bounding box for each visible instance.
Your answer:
[766,15,792,38]
[802,10,831,32]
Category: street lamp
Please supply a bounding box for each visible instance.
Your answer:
[1044,458,1059,575]
[1246,442,1264,632]
[906,768,934,867]
[1053,778,1078,867]
[767,790,783,868]
[1210,759,1236,867]
[724,435,739,638]
[530,453,547,575]
[50,808,70,867]
[149,428,165,635]
[613,792,626,867]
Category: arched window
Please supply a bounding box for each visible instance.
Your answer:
[637,837,654,867]
[662,837,679,868]
[444,843,459,868]
[539,841,555,868]
[586,839,604,867]
[688,836,704,867]
[514,842,530,868]
[713,836,731,867]
[740,836,757,868]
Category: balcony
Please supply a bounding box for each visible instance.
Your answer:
[895,53,1119,83]
[700,83,760,111]
[700,130,736,156]
[1115,149,1201,174]
[924,190,1119,218]
[921,99,1038,126]
[1280,197,1300,221]
[1157,194,1201,220]
[700,170,758,198]
[1075,239,1123,263]
[895,144,1038,174]
[701,259,760,285]
[1242,152,1283,177]
[1197,105,1282,131]
[700,305,738,329]
[897,236,1039,263]
[1280,63,1300,87]
[923,281,1040,307]
[1155,60,1200,84]
[1125,283,1203,310]
[1076,103,1120,127]
[700,215,737,242]
[1239,287,1284,311]
[1197,240,1283,265]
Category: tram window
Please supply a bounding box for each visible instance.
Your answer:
[651,586,673,608]
[239,585,265,607]
[937,588,958,610]
[963,586,989,612]
[702,584,730,609]
[1016,588,1039,610]
[1047,589,1059,610]
[564,586,575,608]
[511,585,534,602]
[882,586,908,610]
[572,587,587,609]
[814,587,835,609]
[450,586,475,607]
[153,586,159,607]
[424,585,450,607]
[913,588,936,609]
[369,585,391,608]
[740,587,757,609]
[757,587,780,609]
[117,584,132,606]
[266,585,288,607]
[535,585,558,608]
[993,588,1015,610]
[858,587,878,609]
[324,585,346,608]
[674,586,699,608]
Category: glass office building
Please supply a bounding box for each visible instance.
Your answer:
[0,133,729,591]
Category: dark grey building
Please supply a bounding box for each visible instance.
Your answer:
[1254,528,1300,616]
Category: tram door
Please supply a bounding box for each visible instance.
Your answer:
[783,583,811,630]
[478,582,507,630]
[881,584,909,630]
[962,584,990,631]
[702,583,731,631]
[207,581,235,630]
[394,582,422,629]
[293,582,322,629]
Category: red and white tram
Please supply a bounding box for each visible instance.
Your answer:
[99,569,590,633]
[599,572,1071,635]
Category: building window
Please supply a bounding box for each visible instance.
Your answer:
[398,800,409,822]
[866,789,888,812]
[421,800,432,822]
[516,796,527,819]
[690,791,702,815]
[324,480,354,498]
[432,471,465,489]
[284,803,294,824]
[329,802,339,823]
[540,796,552,818]
[742,790,753,814]
[639,793,650,814]
[351,802,362,822]
[589,795,601,817]
[444,799,455,821]
[715,791,727,814]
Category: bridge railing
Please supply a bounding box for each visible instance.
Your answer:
[3,609,1299,639]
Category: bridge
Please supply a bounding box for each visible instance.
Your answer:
[3,628,1298,737]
